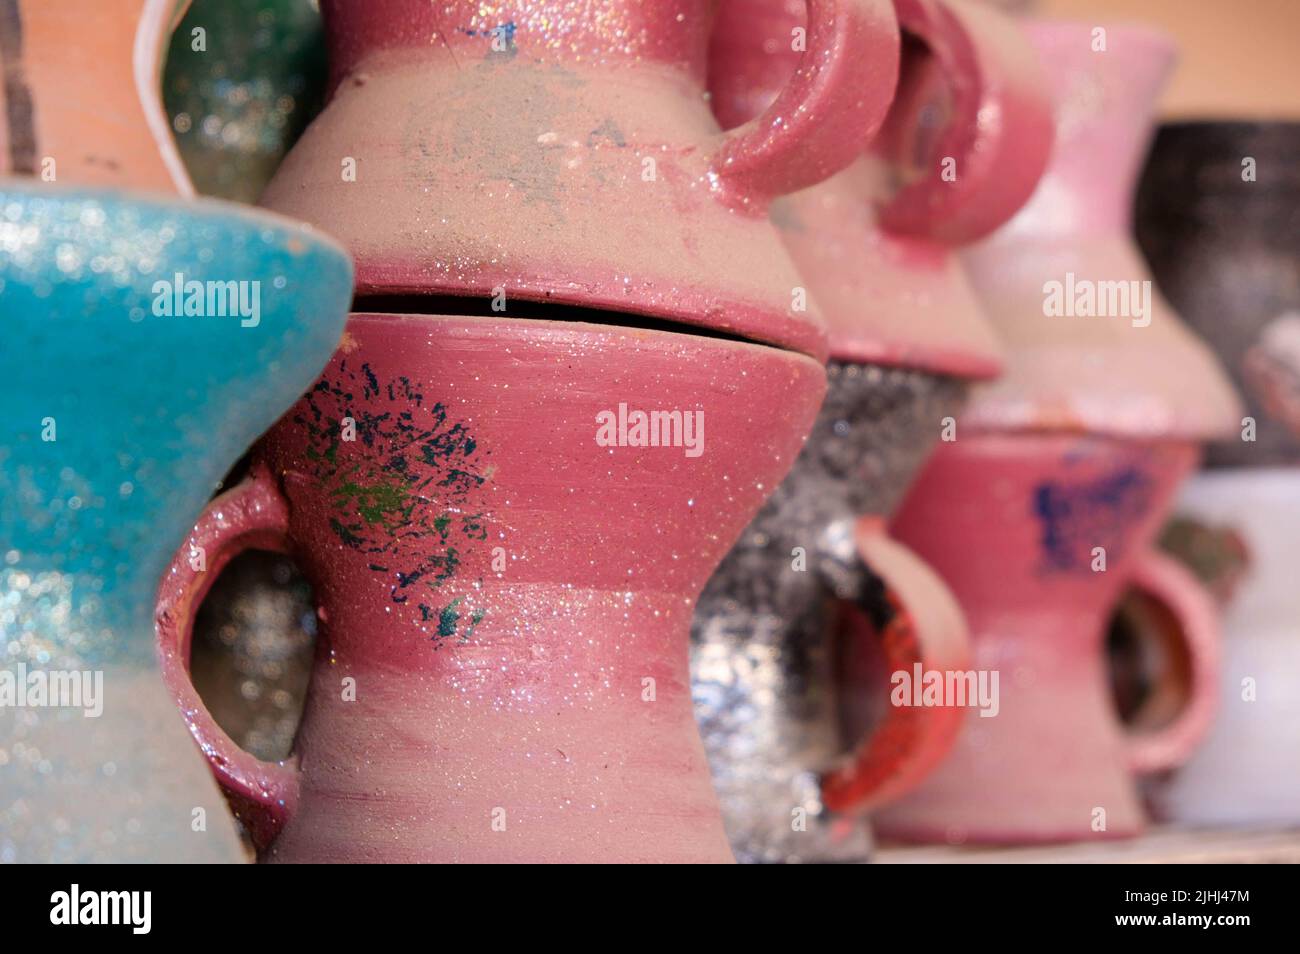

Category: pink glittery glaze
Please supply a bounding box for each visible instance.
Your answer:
[708,0,1053,374]
[264,0,903,361]
[960,20,1242,440]
[158,314,826,862]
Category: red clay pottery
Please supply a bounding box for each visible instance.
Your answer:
[873,22,1242,844]
[878,434,1219,842]
[692,0,1052,862]
[0,0,193,192]
[158,315,824,863]
[160,0,900,862]
[259,0,903,360]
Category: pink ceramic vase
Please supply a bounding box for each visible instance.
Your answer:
[159,1,904,862]
[158,315,822,862]
[0,0,193,192]
[876,433,1219,842]
[873,21,1243,844]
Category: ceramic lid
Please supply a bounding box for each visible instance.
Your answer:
[959,21,1243,440]
[708,0,1054,376]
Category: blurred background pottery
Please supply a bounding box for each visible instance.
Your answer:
[0,184,352,861]
[876,434,1218,842]
[159,314,824,863]
[1136,122,1300,460]
[1128,120,1300,827]
[874,21,1242,844]
[0,0,193,192]
[691,0,1052,862]
[957,25,1241,439]
[1144,470,1300,826]
[163,0,327,202]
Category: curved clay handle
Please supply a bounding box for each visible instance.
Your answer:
[155,464,300,851]
[711,0,900,207]
[873,0,1053,242]
[821,516,970,813]
[1122,549,1221,775]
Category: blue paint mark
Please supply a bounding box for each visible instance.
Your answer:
[1033,467,1154,572]
[460,21,517,54]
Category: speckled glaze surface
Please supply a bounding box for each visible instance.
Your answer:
[0,0,193,192]
[1149,469,1300,826]
[1136,122,1300,465]
[692,364,969,862]
[0,184,352,861]
[163,0,327,203]
[158,313,825,863]
[708,0,1052,374]
[877,434,1220,843]
[960,22,1241,439]
[259,0,906,361]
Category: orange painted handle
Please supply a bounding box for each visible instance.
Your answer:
[821,516,970,813]
[1123,548,1221,775]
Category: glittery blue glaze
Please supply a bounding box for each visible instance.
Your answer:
[0,184,350,861]
[0,184,352,669]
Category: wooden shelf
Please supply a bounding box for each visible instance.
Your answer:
[873,826,1300,864]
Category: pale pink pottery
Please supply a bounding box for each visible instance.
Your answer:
[958,22,1239,438]
[159,315,823,863]
[259,0,904,361]
[160,0,901,863]
[711,0,1052,376]
[692,0,1053,861]
[873,22,1242,844]
[0,0,193,192]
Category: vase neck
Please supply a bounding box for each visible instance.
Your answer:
[996,21,1175,242]
[321,0,713,88]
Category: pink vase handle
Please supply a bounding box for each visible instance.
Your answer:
[711,0,901,207]
[1121,548,1221,775]
[872,0,1053,242]
[821,516,970,813]
[155,464,301,851]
